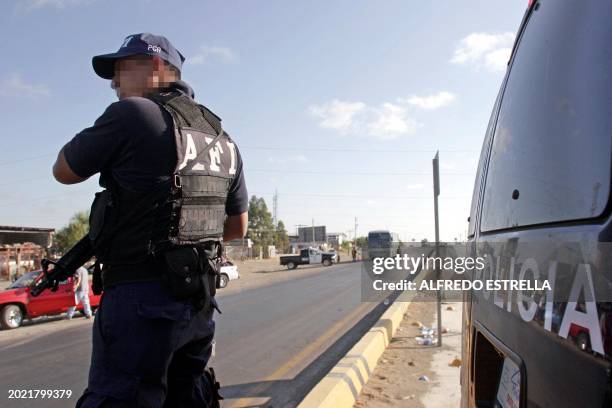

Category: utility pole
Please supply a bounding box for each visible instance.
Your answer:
[433,151,442,347]
[354,217,358,244]
[312,219,315,248]
[273,189,278,226]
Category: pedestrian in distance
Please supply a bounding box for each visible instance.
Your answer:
[66,266,92,320]
[52,33,249,407]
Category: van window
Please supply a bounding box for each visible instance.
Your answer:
[481,1,612,232]
[469,91,502,237]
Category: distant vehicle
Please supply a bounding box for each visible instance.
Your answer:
[367,230,399,259]
[218,261,239,288]
[280,248,337,270]
[0,270,102,329]
[327,249,340,263]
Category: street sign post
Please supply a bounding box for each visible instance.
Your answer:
[433,151,442,347]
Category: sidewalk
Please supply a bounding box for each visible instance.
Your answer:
[354,301,463,407]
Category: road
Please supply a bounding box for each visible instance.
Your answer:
[0,261,389,407]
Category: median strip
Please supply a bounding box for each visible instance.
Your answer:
[298,270,425,408]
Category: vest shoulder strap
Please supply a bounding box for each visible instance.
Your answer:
[150,92,223,136]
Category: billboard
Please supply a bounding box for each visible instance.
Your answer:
[298,226,326,243]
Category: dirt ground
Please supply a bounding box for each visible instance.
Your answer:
[354,301,463,408]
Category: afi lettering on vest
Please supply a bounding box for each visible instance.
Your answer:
[179,133,198,170]
[226,141,237,175]
[205,136,223,172]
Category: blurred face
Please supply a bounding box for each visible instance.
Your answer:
[111,55,155,100]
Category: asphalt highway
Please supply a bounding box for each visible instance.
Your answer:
[0,261,385,407]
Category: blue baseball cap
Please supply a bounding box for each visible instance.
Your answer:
[92,33,185,79]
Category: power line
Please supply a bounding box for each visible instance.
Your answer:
[248,169,472,176]
[241,146,477,153]
[0,153,55,167]
[0,170,471,189]
[0,190,91,206]
[0,169,471,190]
[0,147,477,167]
[0,176,51,187]
[249,191,469,199]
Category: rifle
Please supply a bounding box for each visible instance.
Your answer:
[31,236,95,297]
[31,181,168,297]
[30,183,162,297]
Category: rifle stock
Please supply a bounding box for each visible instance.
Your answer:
[31,236,94,297]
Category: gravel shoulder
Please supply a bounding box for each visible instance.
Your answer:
[354,301,463,408]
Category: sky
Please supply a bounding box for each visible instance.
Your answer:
[0,0,526,242]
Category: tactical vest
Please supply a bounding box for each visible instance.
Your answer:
[89,91,236,267]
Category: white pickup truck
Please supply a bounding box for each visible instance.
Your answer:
[279,248,338,270]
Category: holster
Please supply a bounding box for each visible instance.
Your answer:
[161,242,222,311]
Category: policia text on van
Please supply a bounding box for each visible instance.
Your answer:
[461,2,612,407]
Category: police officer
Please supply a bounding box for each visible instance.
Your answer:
[52,33,248,407]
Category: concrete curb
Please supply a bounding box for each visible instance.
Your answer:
[297,298,412,408]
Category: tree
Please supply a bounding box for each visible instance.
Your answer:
[54,211,89,254]
[247,196,275,257]
[340,240,351,252]
[355,236,368,248]
[274,220,290,254]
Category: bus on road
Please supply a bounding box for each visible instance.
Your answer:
[367,230,399,260]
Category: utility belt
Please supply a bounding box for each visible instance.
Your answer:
[98,241,223,311]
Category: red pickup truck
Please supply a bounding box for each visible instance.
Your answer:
[0,270,102,329]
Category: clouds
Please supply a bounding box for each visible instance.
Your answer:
[187,46,237,65]
[309,100,366,133]
[310,32,510,142]
[365,103,417,139]
[451,32,514,72]
[403,91,456,110]
[309,91,455,140]
[0,74,50,99]
[309,99,415,140]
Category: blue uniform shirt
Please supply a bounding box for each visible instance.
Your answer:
[63,80,248,216]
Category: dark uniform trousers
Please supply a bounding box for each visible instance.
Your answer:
[76,281,216,407]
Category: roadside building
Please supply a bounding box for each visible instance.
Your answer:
[326,232,347,249]
[224,238,253,260]
[291,226,350,252]
[0,226,54,282]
